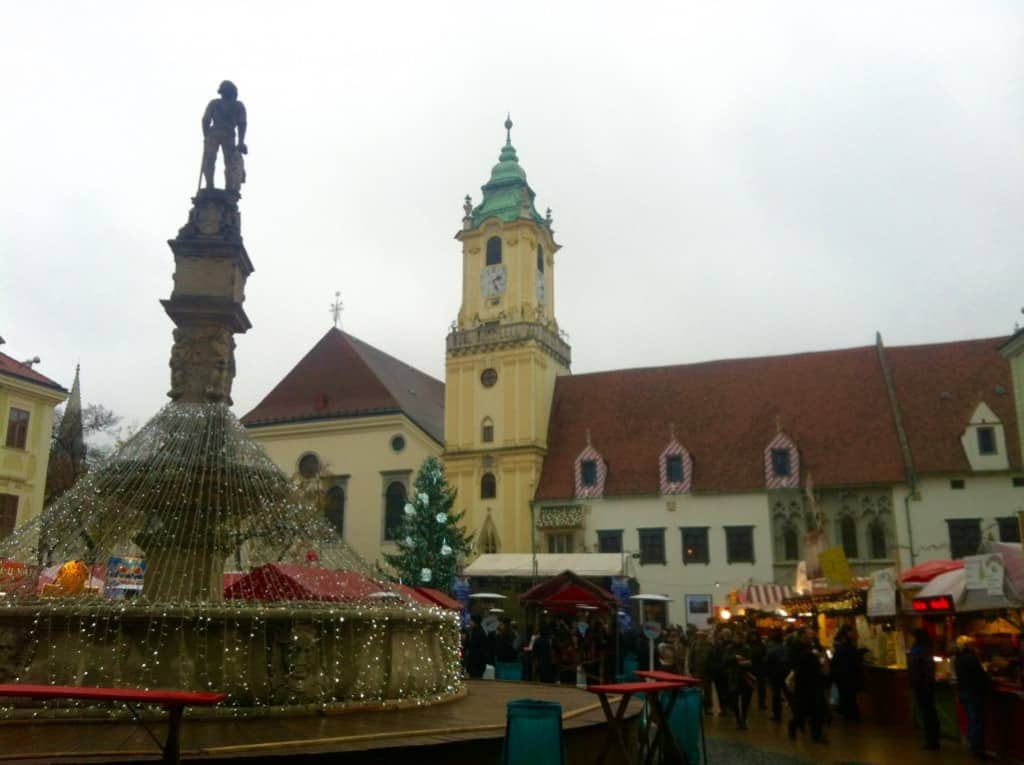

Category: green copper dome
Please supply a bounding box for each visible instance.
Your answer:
[470,117,548,229]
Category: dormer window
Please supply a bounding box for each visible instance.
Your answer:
[574,440,607,499]
[771,449,791,477]
[659,439,693,495]
[486,236,502,265]
[764,432,799,489]
[666,455,684,483]
[977,427,997,455]
[581,460,598,487]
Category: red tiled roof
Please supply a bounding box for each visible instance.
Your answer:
[241,328,444,443]
[0,352,66,393]
[885,336,1019,475]
[536,336,1017,500]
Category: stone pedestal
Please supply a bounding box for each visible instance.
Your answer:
[162,189,253,405]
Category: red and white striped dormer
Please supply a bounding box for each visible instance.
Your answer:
[764,431,800,489]
[574,432,607,499]
[659,438,693,495]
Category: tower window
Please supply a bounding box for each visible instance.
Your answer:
[977,427,997,455]
[665,455,684,484]
[581,460,598,487]
[486,236,502,266]
[481,472,497,499]
[771,448,791,477]
[384,481,407,540]
[481,418,494,443]
[325,486,345,536]
[536,245,544,273]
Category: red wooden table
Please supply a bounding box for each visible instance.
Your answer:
[0,684,225,764]
[585,679,690,765]
[636,670,706,765]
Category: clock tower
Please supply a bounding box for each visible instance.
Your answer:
[444,118,571,555]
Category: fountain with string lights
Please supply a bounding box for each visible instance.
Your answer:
[0,82,463,716]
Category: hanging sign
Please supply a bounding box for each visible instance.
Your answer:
[819,546,854,587]
[964,554,1004,596]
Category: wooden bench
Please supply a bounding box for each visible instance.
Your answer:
[0,684,225,764]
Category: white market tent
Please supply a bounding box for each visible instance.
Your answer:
[463,553,625,578]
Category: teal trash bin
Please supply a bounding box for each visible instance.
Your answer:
[661,687,703,765]
[495,662,523,681]
[502,699,565,765]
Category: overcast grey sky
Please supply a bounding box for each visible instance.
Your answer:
[2,1,1022,432]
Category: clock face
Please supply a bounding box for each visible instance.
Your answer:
[535,271,545,304]
[481,264,508,298]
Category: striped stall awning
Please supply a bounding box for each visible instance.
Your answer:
[743,584,796,608]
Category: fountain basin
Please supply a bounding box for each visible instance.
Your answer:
[0,600,464,717]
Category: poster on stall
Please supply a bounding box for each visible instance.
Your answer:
[819,546,854,587]
[0,560,40,597]
[964,553,1005,596]
[105,556,145,599]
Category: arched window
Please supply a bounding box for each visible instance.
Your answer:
[536,245,544,273]
[384,482,407,540]
[481,417,494,443]
[481,472,497,499]
[486,236,502,266]
[783,524,799,561]
[325,486,345,536]
[841,516,859,559]
[869,520,887,559]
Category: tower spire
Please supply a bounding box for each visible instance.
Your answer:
[505,113,513,145]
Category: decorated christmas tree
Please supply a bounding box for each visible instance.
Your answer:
[384,457,471,593]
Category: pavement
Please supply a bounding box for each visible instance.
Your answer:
[702,703,991,765]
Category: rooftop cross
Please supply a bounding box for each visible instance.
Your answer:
[330,291,344,329]
[504,113,513,145]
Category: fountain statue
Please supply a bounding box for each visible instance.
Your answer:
[0,85,463,716]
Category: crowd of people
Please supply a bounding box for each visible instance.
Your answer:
[462,612,614,684]
[646,620,861,742]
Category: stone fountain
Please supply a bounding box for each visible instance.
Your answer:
[0,83,463,716]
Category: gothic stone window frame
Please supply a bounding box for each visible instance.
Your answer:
[773,498,803,562]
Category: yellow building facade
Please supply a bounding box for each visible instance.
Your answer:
[443,119,570,554]
[0,352,67,536]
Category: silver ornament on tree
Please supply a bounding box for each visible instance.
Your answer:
[420,568,432,583]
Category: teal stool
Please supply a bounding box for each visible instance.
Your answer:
[495,662,523,681]
[502,699,565,765]
[616,654,639,683]
[661,687,704,765]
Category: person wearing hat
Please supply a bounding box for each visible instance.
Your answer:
[954,635,992,760]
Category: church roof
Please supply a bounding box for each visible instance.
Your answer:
[240,328,445,444]
[469,117,548,229]
[0,351,66,393]
[536,336,1018,500]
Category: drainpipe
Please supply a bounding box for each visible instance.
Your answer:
[529,498,538,587]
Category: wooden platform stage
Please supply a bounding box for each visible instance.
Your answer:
[0,681,642,764]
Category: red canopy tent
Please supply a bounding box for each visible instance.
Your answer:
[223,563,385,602]
[520,570,617,613]
[414,587,463,611]
[901,559,965,584]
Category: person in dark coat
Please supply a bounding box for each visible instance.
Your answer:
[748,629,768,712]
[533,622,557,683]
[765,629,789,722]
[495,619,518,664]
[908,628,940,750]
[789,628,827,743]
[830,624,863,721]
[464,614,488,679]
[954,635,992,760]
[723,628,754,729]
